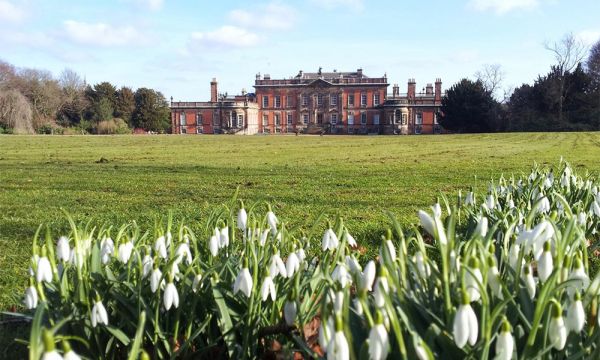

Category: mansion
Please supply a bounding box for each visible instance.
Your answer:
[170,69,444,135]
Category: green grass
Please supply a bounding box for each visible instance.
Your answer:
[1,132,600,311]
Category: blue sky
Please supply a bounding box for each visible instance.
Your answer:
[1,0,599,101]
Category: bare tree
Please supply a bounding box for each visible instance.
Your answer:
[0,89,34,133]
[474,64,504,100]
[58,68,88,124]
[544,33,588,122]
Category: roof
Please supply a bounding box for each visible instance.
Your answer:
[296,71,368,80]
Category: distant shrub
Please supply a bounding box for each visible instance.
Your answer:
[96,118,131,134]
[36,124,63,135]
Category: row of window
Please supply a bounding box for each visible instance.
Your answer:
[178,113,244,127]
[261,113,381,126]
[262,93,381,108]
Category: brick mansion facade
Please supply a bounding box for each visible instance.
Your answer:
[170,69,444,135]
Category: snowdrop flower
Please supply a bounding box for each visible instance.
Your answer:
[36,256,53,283]
[220,226,229,248]
[495,318,514,360]
[267,210,278,234]
[150,267,163,293]
[561,174,570,188]
[296,248,306,263]
[318,316,335,352]
[154,236,168,259]
[100,237,114,265]
[259,229,270,246]
[141,254,153,279]
[24,283,38,309]
[522,263,536,300]
[41,329,62,360]
[333,291,345,314]
[260,270,276,302]
[332,263,352,288]
[453,291,478,348]
[345,230,357,247]
[415,340,430,360]
[322,228,339,251]
[577,212,587,226]
[62,341,81,360]
[485,194,495,210]
[464,258,483,302]
[286,252,300,277]
[284,299,297,326]
[91,299,109,327]
[237,206,248,231]
[432,202,442,218]
[328,317,349,360]
[233,262,253,297]
[591,201,600,217]
[56,236,70,262]
[538,196,551,214]
[345,255,361,275]
[192,273,202,293]
[117,241,133,264]
[270,251,287,278]
[568,256,590,297]
[373,267,389,308]
[508,244,521,270]
[379,237,397,263]
[507,199,515,209]
[465,191,475,206]
[418,210,436,237]
[567,292,585,333]
[359,260,376,292]
[414,252,431,279]
[549,302,567,350]
[209,235,219,257]
[353,298,363,316]
[487,257,503,299]
[175,242,193,265]
[163,281,179,310]
[369,311,390,360]
[537,241,553,283]
[474,216,488,238]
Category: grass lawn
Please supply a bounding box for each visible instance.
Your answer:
[1,132,600,311]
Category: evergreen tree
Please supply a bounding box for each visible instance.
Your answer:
[440,79,499,133]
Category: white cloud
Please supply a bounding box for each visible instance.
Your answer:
[190,26,260,49]
[131,0,163,11]
[229,2,296,30]
[62,20,147,47]
[310,0,364,11]
[468,0,540,14]
[0,0,25,22]
[577,29,600,47]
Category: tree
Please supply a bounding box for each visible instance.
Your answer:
[12,68,62,128]
[474,64,504,101]
[588,39,600,85]
[132,88,170,132]
[114,86,136,124]
[85,82,117,122]
[544,33,587,123]
[58,68,88,125]
[0,89,33,133]
[440,79,499,133]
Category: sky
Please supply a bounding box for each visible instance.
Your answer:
[1,0,599,101]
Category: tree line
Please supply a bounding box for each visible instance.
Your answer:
[440,33,600,133]
[0,60,170,134]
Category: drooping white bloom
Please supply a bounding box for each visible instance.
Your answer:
[373,273,389,308]
[270,252,287,278]
[508,244,521,270]
[345,231,357,247]
[331,264,351,288]
[333,291,344,314]
[209,235,219,257]
[567,293,585,333]
[237,208,248,230]
[507,199,515,209]
[150,268,163,293]
[318,317,335,352]
[100,237,114,265]
[465,192,475,206]
[286,252,300,277]
[63,350,82,360]
[453,294,478,348]
[192,273,202,292]
[117,241,133,264]
[549,303,567,350]
[414,252,431,279]
[432,202,442,218]
[175,242,193,265]
[577,212,587,226]
[141,254,153,278]
[259,229,270,246]
[36,256,53,283]
[329,328,350,360]
[485,194,495,210]
[487,260,503,299]
[568,257,590,297]
[91,300,109,327]
[41,350,63,360]
[25,285,38,309]
[233,267,253,297]
[591,201,600,217]
[353,298,363,316]
[219,226,229,248]
[163,282,179,310]
[368,313,390,360]
[379,240,397,263]
[360,260,376,292]
[474,216,488,238]
[56,236,70,262]
[296,248,306,263]
[537,242,553,283]
[415,341,429,360]
[322,228,339,251]
[260,275,276,301]
[267,211,278,233]
[284,300,297,326]
[494,320,514,360]
[345,255,361,274]
[418,210,436,236]
[522,263,536,299]
[154,236,168,259]
[464,259,483,302]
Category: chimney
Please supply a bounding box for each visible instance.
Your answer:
[256,73,261,80]
[426,83,433,95]
[435,78,442,102]
[392,84,399,97]
[407,78,416,100]
[264,74,271,80]
[357,68,363,77]
[210,78,218,102]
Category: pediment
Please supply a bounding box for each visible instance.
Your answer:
[307,78,333,88]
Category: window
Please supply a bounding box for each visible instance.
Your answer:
[275,96,281,108]
[302,113,309,124]
[179,112,186,126]
[373,114,380,125]
[317,113,323,124]
[415,125,422,134]
[361,94,367,107]
[361,113,367,125]
[434,112,439,124]
[262,115,268,126]
[402,113,408,125]
[275,114,281,126]
[348,94,354,107]
[196,127,202,134]
[330,94,338,106]
[331,113,338,125]
[196,113,202,126]
[374,93,380,105]
[286,96,293,107]
[262,96,269,108]
[238,114,244,128]
[302,94,309,106]
[348,113,354,125]
[317,94,323,106]
[416,113,423,125]
[287,113,293,125]
[231,113,237,128]
[181,127,187,134]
